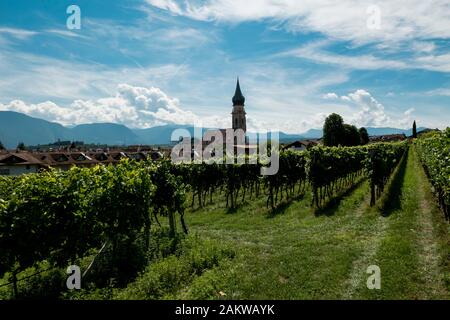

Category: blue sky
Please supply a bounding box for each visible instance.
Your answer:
[0,0,449,133]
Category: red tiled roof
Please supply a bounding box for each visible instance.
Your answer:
[0,152,42,166]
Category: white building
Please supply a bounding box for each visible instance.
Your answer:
[0,152,42,176]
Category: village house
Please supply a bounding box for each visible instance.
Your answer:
[369,134,406,143]
[0,149,164,176]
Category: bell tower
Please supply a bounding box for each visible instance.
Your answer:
[231,77,247,133]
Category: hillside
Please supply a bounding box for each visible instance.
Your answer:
[70,123,139,145]
[0,111,68,148]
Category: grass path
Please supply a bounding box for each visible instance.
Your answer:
[355,146,449,299]
[413,147,449,298]
[342,147,409,299]
[173,146,449,299]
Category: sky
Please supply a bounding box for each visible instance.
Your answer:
[0,0,449,133]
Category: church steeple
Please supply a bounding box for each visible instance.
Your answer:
[232,77,245,106]
[231,77,246,132]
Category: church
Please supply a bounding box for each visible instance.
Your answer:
[200,78,256,158]
[175,78,256,161]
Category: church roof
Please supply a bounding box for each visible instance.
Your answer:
[232,78,245,106]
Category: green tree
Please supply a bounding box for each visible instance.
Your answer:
[359,127,370,145]
[343,124,360,146]
[16,142,26,150]
[323,113,345,146]
[0,141,4,150]
[412,120,417,138]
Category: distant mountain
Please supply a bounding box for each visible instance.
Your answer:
[133,124,198,145]
[247,131,304,143]
[0,111,69,148]
[70,123,139,145]
[0,112,139,148]
[0,111,429,149]
[366,127,427,137]
[299,128,323,139]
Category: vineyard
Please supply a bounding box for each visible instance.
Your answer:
[0,136,449,299]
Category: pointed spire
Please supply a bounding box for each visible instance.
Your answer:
[232,77,245,106]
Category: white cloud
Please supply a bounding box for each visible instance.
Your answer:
[341,96,351,102]
[398,107,416,128]
[282,41,407,70]
[0,27,38,39]
[148,0,184,15]
[279,39,450,72]
[322,92,338,100]
[147,1,450,73]
[146,0,450,45]
[415,53,450,72]
[426,88,450,97]
[163,28,211,45]
[411,41,436,53]
[334,89,418,129]
[44,29,90,40]
[341,89,390,127]
[0,84,221,129]
[404,107,415,116]
[0,49,190,103]
[82,19,214,52]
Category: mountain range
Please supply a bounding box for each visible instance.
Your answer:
[0,111,426,149]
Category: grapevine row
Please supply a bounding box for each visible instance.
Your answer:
[414,128,450,219]
[173,142,408,210]
[366,142,409,205]
[308,146,366,208]
[0,159,186,297]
